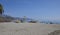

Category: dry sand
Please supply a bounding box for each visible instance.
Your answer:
[0,22,60,35]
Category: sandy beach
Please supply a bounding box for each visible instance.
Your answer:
[0,22,60,35]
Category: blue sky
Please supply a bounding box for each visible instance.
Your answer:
[0,0,60,21]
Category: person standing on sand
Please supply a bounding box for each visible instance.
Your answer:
[0,4,4,15]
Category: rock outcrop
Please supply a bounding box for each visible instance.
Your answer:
[48,30,60,35]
